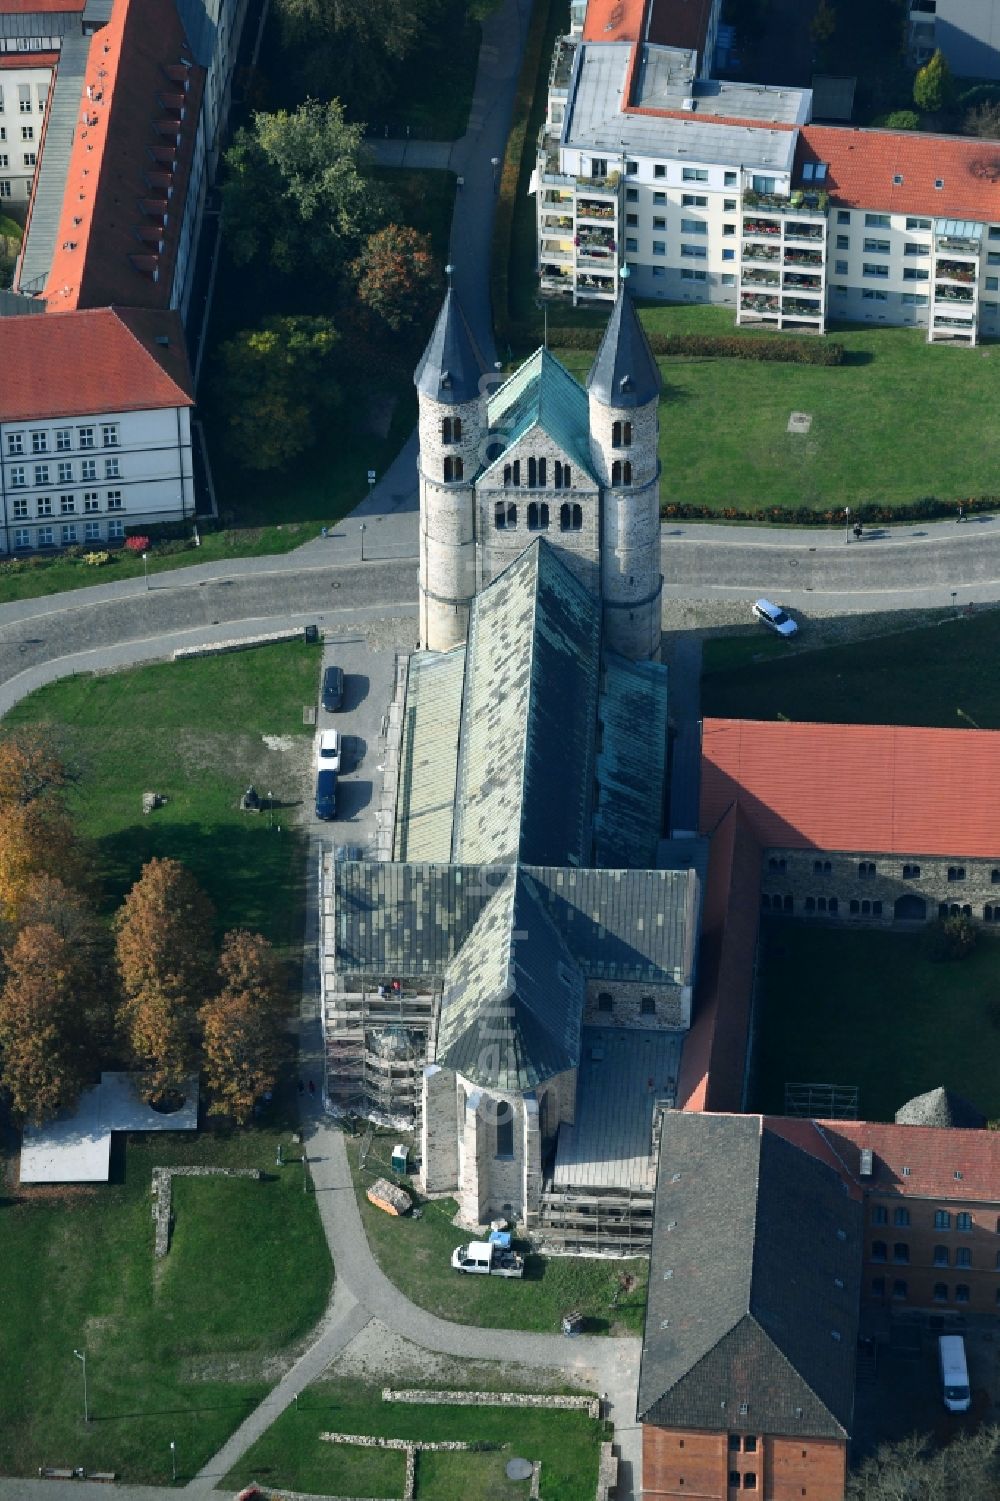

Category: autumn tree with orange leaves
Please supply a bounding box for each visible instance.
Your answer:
[0,730,87,926]
[200,930,287,1124]
[0,924,101,1122]
[114,858,216,1101]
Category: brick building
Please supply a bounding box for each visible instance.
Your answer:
[700,717,1000,931]
[639,1112,862,1501]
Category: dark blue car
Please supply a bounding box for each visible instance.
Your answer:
[315,768,338,821]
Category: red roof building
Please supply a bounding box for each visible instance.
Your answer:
[798,123,1000,221]
[700,717,1000,858]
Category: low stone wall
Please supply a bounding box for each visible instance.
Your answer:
[151,1166,261,1256]
[172,626,313,661]
[319,1432,495,1452]
[382,1386,601,1420]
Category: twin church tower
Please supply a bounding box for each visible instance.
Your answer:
[414,284,664,661]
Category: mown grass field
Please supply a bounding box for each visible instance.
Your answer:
[556,306,1000,513]
[0,1125,331,1484]
[225,1376,605,1500]
[4,639,321,944]
[348,1131,648,1335]
[753,922,1000,1122]
[701,607,1000,730]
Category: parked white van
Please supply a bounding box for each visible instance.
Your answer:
[939,1334,971,1412]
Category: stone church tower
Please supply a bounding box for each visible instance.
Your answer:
[415,282,663,660]
[414,287,487,653]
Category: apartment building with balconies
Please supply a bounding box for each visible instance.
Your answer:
[537,0,1000,344]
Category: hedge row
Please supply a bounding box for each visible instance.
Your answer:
[516,321,846,365]
[490,0,555,342]
[660,495,1000,525]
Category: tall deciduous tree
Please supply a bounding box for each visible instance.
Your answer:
[351,224,441,341]
[215,315,343,470]
[200,930,287,1123]
[0,732,87,925]
[114,858,215,1099]
[847,1424,1000,1500]
[0,924,97,1122]
[221,100,387,276]
[914,48,955,114]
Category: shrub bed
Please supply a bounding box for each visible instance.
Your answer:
[540,323,845,364]
[662,495,1000,525]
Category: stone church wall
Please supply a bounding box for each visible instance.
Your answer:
[758,848,1000,928]
[582,978,690,1030]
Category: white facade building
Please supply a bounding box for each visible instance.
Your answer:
[538,0,1000,344]
[0,57,52,208]
[0,306,194,553]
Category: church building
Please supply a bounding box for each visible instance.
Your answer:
[415,278,664,662]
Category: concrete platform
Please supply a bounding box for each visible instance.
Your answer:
[19,1072,198,1183]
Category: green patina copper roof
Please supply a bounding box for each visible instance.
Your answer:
[393,648,466,863]
[452,540,601,868]
[485,347,595,480]
[436,867,585,1092]
[594,652,670,870]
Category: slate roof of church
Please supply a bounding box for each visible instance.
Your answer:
[333,861,700,988]
[436,868,585,1091]
[453,541,601,868]
[486,347,596,478]
[392,648,466,863]
[894,1086,986,1130]
[639,1113,861,1440]
[414,288,487,405]
[594,652,669,869]
[587,288,662,409]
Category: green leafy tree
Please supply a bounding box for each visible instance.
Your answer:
[810,0,836,47]
[351,224,441,341]
[882,109,920,130]
[274,0,440,109]
[221,99,387,275]
[215,315,343,471]
[914,47,955,113]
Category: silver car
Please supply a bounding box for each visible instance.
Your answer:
[752,598,798,637]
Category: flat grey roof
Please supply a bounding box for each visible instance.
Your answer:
[563,43,799,173]
[553,1025,685,1191]
[637,45,810,124]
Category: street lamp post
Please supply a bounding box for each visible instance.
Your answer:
[302,1150,309,1194]
[844,506,851,543]
[360,522,367,562]
[170,1440,177,1482]
[142,551,149,589]
[73,1348,89,1424]
[267,789,273,832]
[491,155,500,193]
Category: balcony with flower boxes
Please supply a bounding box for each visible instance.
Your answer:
[784,221,824,243]
[934,258,976,283]
[934,284,974,302]
[742,243,780,262]
[577,199,616,222]
[740,292,781,314]
[744,216,782,239]
[783,246,824,268]
[783,271,822,290]
[742,270,780,289]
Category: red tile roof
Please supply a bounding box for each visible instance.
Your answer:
[0,0,84,10]
[42,0,205,312]
[582,0,647,43]
[0,51,57,70]
[0,306,193,422]
[700,717,1000,858]
[768,1117,1000,1206]
[677,805,761,1113]
[798,124,1000,222]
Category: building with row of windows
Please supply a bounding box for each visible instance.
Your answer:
[536,0,1000,343]
[0,0,250,553]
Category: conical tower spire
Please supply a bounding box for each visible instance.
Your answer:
[414,282,486,406]
[586,282,661,409]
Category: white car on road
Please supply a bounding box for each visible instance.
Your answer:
[316,728,342,773]
[752,598,798,637]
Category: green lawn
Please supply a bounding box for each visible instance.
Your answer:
[0,1125,332,1484]
[556,307,1000,511]
[348,1132,648,1334]
[4,640,320,944]
[752,922,1000,1123]
[225,1377,604,1500]
[701,607,1000,730]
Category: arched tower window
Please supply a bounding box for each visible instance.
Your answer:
[622,460,632,485]
[495,501,507,529]
[612,420,621,448]
[538,457,547,486]
[528,456,537,487]
[611,460,621,486]
[495,1102,514,1158]
[554,461,563,488]
[560,503,582,531]
[453,416,462,441]
[512,459,520,486]
[442,416,453,443]
[506,502,517,527]
[503,463,512,486]
[443,456,464,482]
[528,501,549,530]
[563,464,571,487]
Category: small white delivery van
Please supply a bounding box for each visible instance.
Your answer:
[939,1334,971,1413]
